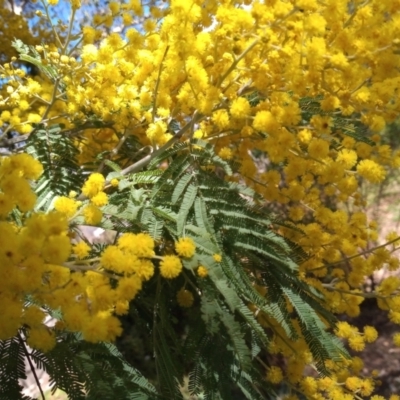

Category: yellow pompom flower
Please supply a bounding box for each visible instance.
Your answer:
[357,159,386,183]
[230,97,251,119]
[348,335,365,351]
[0,193,15,217]
[266,366,283,384]
[117,275,142,301]
[363,326,378,343]
[90,191,109,207]
[177,288,194,308]
[42,235,71,264]
[27,327,56,352]
[308,138,329,159]
[213,254,222,262]
[118,233,155,258]
[83,204,103,225]
[82,173,105,198]
[218,147,233,160]
[110,178,119,187]
[336,149,358,169]
[54,196,78,218]
[197,266,208,278]
[160,255,182,278]
[136,259,155,281]
[175,237,196,258]
[100,245,126,273]
[73,241,91,259]
[394,333,400,347]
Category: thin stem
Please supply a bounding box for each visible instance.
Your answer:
[217,39,260,87]
[18,332,45,400]
[321,284,390,300]
[310,236,400,271]
[62,7,76,55]
[152,45,170,123]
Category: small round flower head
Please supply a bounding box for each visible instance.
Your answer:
[82,173,105,198]
[197,266,208,278]
[266,366,283,384]
[110,178,119,187]
[73,241,91,259]
[160,255,182,278]
[177,288,194,308]
[175,237,196,258]
[363,326,378,343]
[118,232,155,258]
[54,196,78,218]
[83,204,103,225]
[90,191,108,207]
[213,254,222,262]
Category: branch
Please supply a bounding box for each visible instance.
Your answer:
[18,332,45,400]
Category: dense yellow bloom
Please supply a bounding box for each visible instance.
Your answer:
[218,147,233,160]
[83,204,103,225]
[118,233,155,258]
[308,138,329,159]
[160,255,182,279]
[336,149,358,169]
[82,173,105,198]
[363,326,378,343]
[177,288,194,307]
[266,366,283,384]
[357,159,386,183]
[175,237,196,258]
[54,196,78,218]
[213,254,222,262]
[73,241,91,259]
[90,191,109,207]
[197,266,208,278]
[230,97,251,119]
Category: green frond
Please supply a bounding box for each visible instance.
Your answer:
[148,142,189,169]
[0,336,33,400]
[26,124,83,210]
[171,173,193,205]
[176,183,198,234]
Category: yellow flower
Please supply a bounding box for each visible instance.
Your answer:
[82,173,105,198]
[336,149,358,169]
[335,321,356,338]
[175,237,196,258]
[27,327,56,352]
[197,266,208,278]
[177,288,194,307]
[218,147,233,160]
[308,138,329,159]
[230,97,251,119]
[101,245,126,273]
[73,241,91,259]
[266,366,283,384]
[54,196,78,218]
[83,204,103,225]
[42,235,71,264]
[213,254,222,262]
[363,326,378,343]
[348,335,365,352]
[90,191,108,207]
[118,233,155,258]
[160,255,182,279]
[357,159,386,183]
[117,275,142,301]
[0,193,15,217]
[110,178,119,187]
[345,376,361,391]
